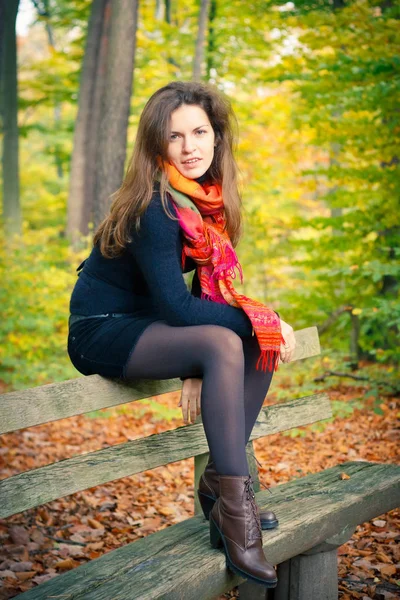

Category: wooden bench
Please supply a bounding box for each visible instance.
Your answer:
[1,326,399,600]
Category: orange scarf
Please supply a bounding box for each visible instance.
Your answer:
[160,160,284,372]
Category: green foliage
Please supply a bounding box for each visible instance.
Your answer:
[0,222,82,389]
[0,140,90,390]
[255,0,400,363]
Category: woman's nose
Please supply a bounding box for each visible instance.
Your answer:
[182,136,196,153]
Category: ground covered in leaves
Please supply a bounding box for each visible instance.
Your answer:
[0,379,399,599]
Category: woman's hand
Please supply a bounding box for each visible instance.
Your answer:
[279,318,296,364]
[178,377,203,424]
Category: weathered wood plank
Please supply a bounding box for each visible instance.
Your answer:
[0,377,182,435]
[239,581,267,600]
[0,327,320,434]
[289,326,320,362]
[274,552,338,600]
[14,461,400,600]
[1,393,331,519]
[301,523,356,555]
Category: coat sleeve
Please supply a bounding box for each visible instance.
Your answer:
[127,192,253,337]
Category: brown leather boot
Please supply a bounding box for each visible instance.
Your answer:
[198,458,279,530]
[209,474,278,587]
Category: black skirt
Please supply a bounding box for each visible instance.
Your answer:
[67,313,162,379]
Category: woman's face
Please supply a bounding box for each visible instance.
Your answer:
[166,104,216,179]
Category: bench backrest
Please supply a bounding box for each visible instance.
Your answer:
[0,326,330,520]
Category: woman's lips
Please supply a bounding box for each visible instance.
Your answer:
[182,158,202,168]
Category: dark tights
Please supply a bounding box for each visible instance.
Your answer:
[124,322,274,476]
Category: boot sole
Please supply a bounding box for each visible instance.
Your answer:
[199,491,279,530]
[261,518,279,529]
[209,514,278,588]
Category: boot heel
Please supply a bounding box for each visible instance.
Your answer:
[198,491,216,520]
[209,515,222,549]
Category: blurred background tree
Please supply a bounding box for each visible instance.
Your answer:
[0,0,398,391]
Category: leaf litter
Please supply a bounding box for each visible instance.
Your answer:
[0,382,398,599]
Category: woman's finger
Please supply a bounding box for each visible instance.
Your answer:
[197,393,201,417]
[281,348,289,363]
[191,399,196,423]
[181,393,189,423]
[180,379,203,423]
[286,334,296,362]
[190,397,197,423]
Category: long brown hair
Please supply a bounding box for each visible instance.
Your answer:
[93,80,243,257]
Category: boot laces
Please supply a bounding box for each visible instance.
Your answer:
[243,476,262,540]
[245,449,273,495]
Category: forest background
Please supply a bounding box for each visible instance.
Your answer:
[0,2,399,599]
[0,0,399,399]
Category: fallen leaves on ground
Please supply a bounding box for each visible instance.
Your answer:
[0,382,399,599]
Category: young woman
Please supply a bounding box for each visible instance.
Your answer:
[67,80,296,588]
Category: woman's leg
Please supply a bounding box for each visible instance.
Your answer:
[124,321,249,476]
[242,335,275,445]
[207,334,274,464]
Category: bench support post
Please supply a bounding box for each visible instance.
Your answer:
[246,439,261,492]
[239,580,268,600]
[270,525,356,600]
[194,450,209,515]
[272,550,338,600]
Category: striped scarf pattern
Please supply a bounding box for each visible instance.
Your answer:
[160,160,284,372]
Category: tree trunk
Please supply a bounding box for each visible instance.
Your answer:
[42,0,63,179]
[206,0,217,81]
[349,312,360,368]
[193,0,210,82]
[155,0,163,21]
[93,0,139,228]
[0,0,5,128]
[1,0,21,237]
[155,0,179,74]
[86,0,112,233]
[165,0,171,24]
[66,0,108,246]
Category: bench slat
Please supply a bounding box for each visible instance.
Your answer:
[0,327,319,434]
[0,377,181,436]
[15,461,400,600]
[1,393,331,519]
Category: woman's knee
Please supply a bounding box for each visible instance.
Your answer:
[201,325,244,366]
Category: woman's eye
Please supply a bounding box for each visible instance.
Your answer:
[169,130,206,141]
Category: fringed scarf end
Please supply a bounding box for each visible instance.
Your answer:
[201,287,229,304]
[256,349,281,373]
